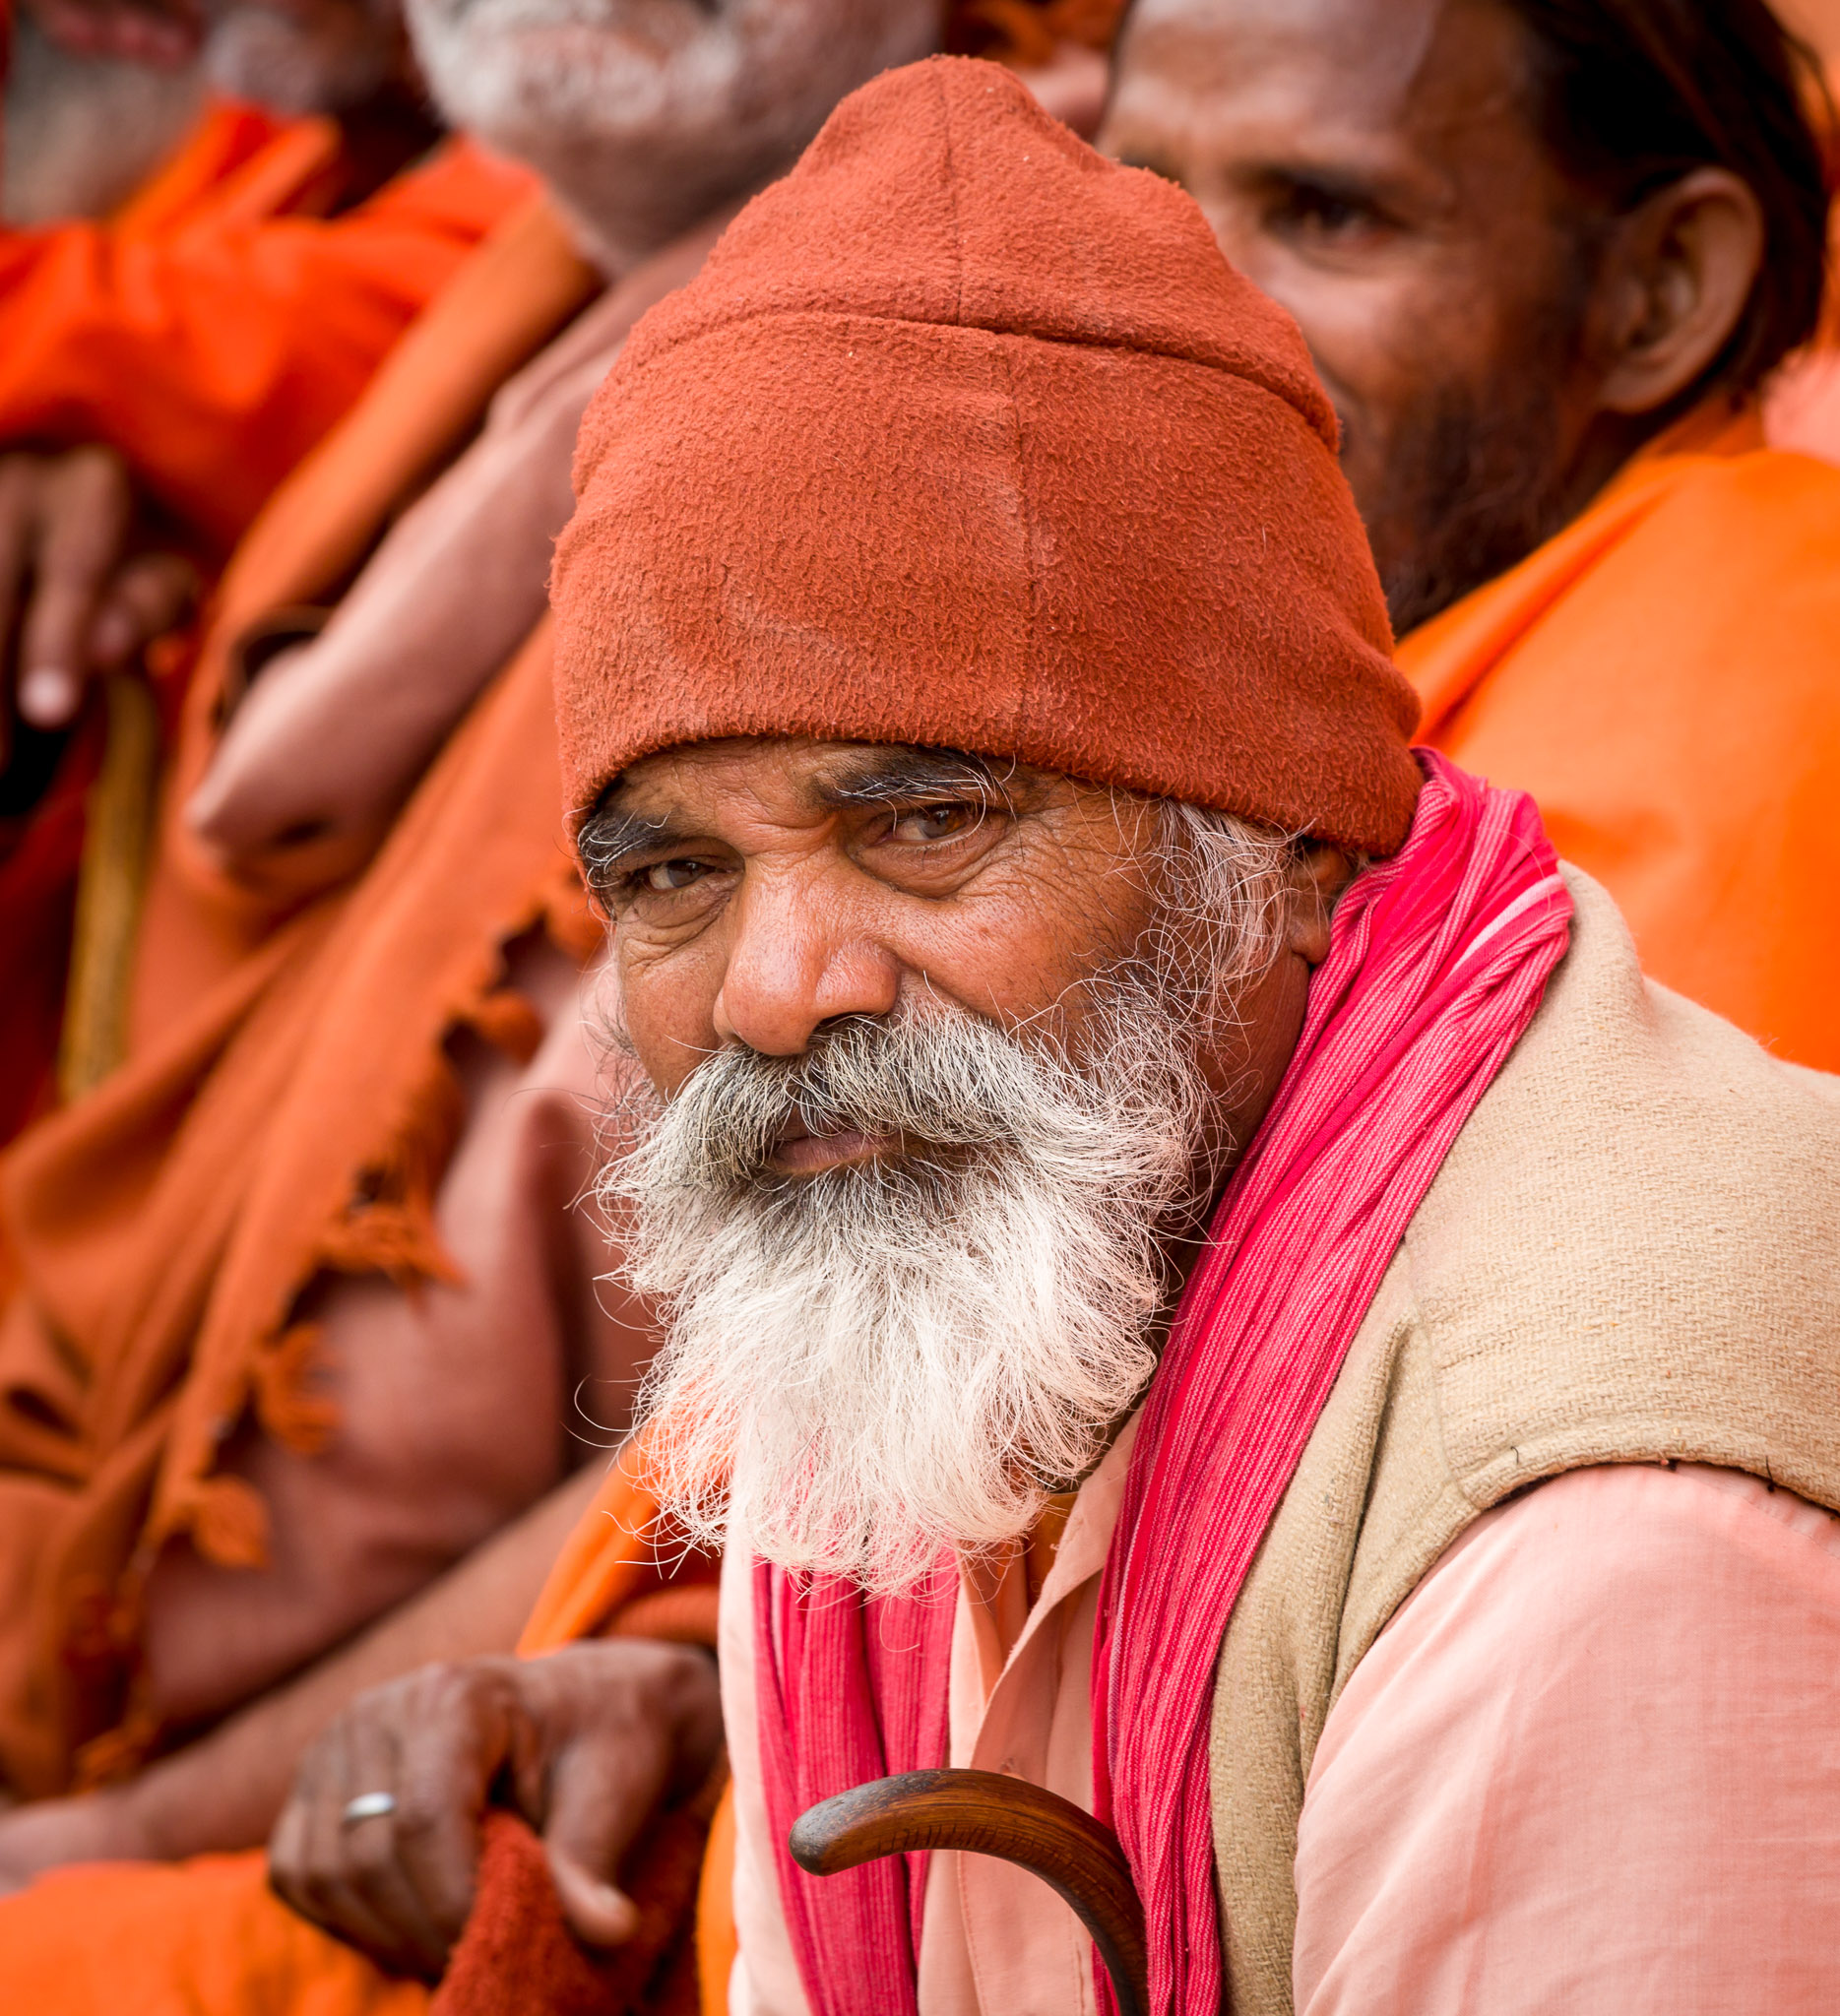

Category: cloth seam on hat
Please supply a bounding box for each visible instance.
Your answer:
[939,61,966,331]
[616,310,1334,437]
[995,337,1041,753]
[627,309,1323,417]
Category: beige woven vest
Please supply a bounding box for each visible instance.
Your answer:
[1206,867,1840,2014]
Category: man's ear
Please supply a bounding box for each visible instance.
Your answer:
[1588,166,1765,417]
[1283,845,1355,968]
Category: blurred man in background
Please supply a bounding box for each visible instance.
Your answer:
[0,21,1116,2003]
[0,24,1120,2003]
[1105,0,1840,1070]
[0,0,505,563]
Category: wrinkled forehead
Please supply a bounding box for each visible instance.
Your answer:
[1110,0,1519,159]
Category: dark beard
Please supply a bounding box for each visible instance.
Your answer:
[1359,281,1594,637]
[1366,377,1575,636]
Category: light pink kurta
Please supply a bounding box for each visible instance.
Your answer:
[1295,1461,1840,2012]
[722,1459,1840,2016]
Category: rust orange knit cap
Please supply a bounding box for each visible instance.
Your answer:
[552,55,1422,852]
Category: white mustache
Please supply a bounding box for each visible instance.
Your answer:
[627,1006,1129,1194]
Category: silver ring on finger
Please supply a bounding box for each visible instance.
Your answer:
[341,1791,397,1827]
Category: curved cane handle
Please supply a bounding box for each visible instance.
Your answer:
[790,1767,1148,2016]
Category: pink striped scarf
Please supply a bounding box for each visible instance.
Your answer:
[754,753,1571,2016]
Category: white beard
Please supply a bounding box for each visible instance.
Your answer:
[605,982,1219,1596]
[409,0,744,153]
[204,6,397,117]
[405,0,940,270]
[592,798,1297,1596]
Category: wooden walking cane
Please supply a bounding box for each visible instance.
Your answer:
[791,1768,1149,2016]
[58,671,161,1101]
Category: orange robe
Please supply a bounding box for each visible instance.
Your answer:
[0,195,602,1804]
[1399,397,1840,1074]
[0,1447,732,2016]
[0,193,732,2013]
[0,100,536,1148]
[0,97,535,551]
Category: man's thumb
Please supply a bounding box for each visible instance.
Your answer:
[546,1840,641,1947]
[535,1696,678,1950]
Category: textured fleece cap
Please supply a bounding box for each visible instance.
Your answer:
[552,56,1422,852]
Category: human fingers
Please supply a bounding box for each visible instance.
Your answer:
[537,1729,662,1947]
[530,1644,725,1948]
[372,1664,520,1962]
[270,1716,351,1923]
[269,1715,423,1973]
[17,448,132,730]
[314,1714,440,1974]
[270,1672,499,1979]
[331,1703,462,1976]
[88,552,200,668]
[0,457,43,773]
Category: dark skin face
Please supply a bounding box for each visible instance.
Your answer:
[591,736,1349,1189]
[264,737,1351,1977]
[1103,0,1765,629]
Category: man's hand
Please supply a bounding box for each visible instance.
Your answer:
[268,1641,724,1981]
[0,448,198,772]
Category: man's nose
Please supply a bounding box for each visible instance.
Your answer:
[711,871,903,1056]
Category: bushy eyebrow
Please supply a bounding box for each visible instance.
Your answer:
[575,806,681,899]
[576,745,1035,903]
[811,746,1021,810]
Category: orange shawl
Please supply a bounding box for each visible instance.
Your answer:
[1400,397,1840,1073]
[0,198,600,1797]
[0,112,545,1152]
[0,101,536,551]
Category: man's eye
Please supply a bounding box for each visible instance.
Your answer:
[891,802,977,844]
[1272,183,1386,244]
[641,857,709,893]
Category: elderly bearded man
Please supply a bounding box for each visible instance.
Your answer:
[1103,0,1840,1077]
[249,59,1840,2016]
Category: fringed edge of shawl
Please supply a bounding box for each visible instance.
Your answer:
[152,852,594,1569]
[56,857,597,1788]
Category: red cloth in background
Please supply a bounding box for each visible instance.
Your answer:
[0,712,98,1147]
